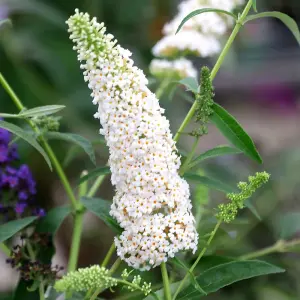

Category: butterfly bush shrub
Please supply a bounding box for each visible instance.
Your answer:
[0,0,300,299]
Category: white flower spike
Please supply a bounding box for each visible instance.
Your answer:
[150,0,244,81]
[150,58,198,80]
[67,9,198,270]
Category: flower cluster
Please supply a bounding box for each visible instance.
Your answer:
[55,266,152,296]
[7,234,63,284]
[217,172,270,223]
[31,116,60,132]
[150,0,244,81]
[67,10,198,270]
[150,58,197,80]
[121,270,152,296]
[153,0,244,58]
[0,125,45,220]
[55,265,118,292]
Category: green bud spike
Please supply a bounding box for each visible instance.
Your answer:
[195,66,214,136]
[217,172,270,223]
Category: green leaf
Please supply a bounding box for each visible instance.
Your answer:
[276,212,300,239]
[252,0,257,12]
[210,103,262,164]
[78,166,111,185]
[188,146,242,169]
[27,280,40,292]
[184,173,236,193]
[245,12,300,45]
[36,205,72,234]
[62,138,107,167]
[177,260,285,299]
[18,105,65,118]
[171,257,207,295]
[81,197,122,233]
[178,77,199,94]
[0,217,37,243]
[244,199,261,221]
[0,120,52,169]
[45,132,96,165]
[176,8,237,34]
[193,170,209,215]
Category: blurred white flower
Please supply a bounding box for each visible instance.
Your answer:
[152,30,221,58]
[67,9,198,270]
[150,0,245,79]
[150,58,198,80]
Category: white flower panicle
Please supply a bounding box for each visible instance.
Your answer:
[150,58,198,80]
[163,0,243,36]
[152,0,244,58]
[150,0,244,81]
[67,10,198,270]
[152,30,221,58]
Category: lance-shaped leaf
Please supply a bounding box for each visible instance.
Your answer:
[81,197,122,233]
[178,77,199,94]
[245,12,300,45]
[78,166,111,185]
[0,120,52,169]
[63,138,107,167]
[45,132,96,165]
[0,217,37,243]
[18,105,65,118]
[177,260,285,299]
[36,205,72,234]
[176,8,237,34]
[188,145,242,169]
[171,257,207,295]
[184,173,236,193]
[210,103,262,164]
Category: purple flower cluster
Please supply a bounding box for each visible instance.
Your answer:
[0,125,45,219]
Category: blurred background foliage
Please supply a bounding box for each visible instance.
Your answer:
[1,0,300,299]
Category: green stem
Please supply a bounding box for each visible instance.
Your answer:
[39,140,78,209]
[239,239,300,260]
[87,174,106,198]
[101,243,116,267]
[90,289,100,300]
[155,78,171,99]
[68,209,85,272]
[179,137,200,175]
[109,257,122,275]
[26,241,36,260]
[39,281,45,300]
[85,289,94,300]
[79,171,88,198]
[90,257,122,299]
[172,220,222,300]
[161,262,172,300]
[0,72,23,110]
[0,243,10,257]
[0,72,78,210]
[0,113,19,118]
[173,0,253,143]
[113,284,162,300]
